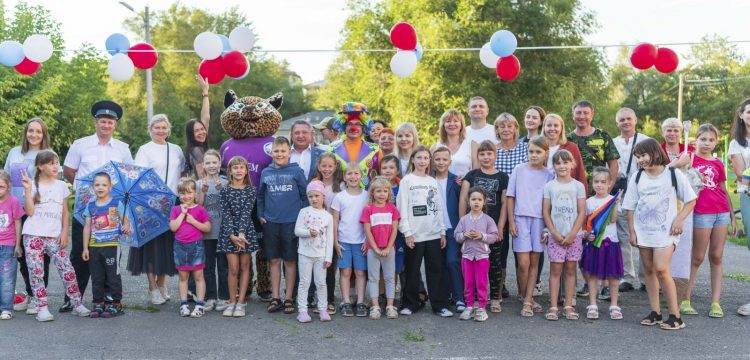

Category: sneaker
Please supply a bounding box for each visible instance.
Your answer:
[436,308,454,318]
[13,293,28,311]
[90,303,105,318]
[369,306,381,320]
[222,304,236,317]
[233,303,246,317]
[215,299,229,312]
[474,308,489,322]
[355,303,368,317]
[533,282,543,297]
[297,311,312,323]
[106,303,123,317]
[203,299,216,312]
[36,307,54,322]
[73,304,91,317]
[319,310,332,322]
[455,301,466,312]
[58,301,74,313]
[598,286,611,300]
[619,282,634,292]
[459,307,474,320]
[190,305,205,318]
[150,289,166,305]
[385,305,399,319]
[340,303,354,317]
[0,310,12,320]
[576,284,589,297]
[26,301,38,315]
[180,304,191,317]
[159,286,171,301]
[259,292,273,302]
[399,307,412,316]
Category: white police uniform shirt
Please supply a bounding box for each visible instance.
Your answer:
[64,134,133,188]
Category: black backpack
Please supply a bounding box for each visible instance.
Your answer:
[634,167,677,196]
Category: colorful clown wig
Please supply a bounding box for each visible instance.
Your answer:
[333,102,373,137]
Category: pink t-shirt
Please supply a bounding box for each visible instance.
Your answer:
[360,203,400,250]
[0,195,23,246]
[170,205,211,243]
[693,155,730,214]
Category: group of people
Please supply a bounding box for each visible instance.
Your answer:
[0,79,749,330]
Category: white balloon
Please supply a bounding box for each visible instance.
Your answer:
[479,42,500,69]
[23,34,54,63]
[193,32,223,60]
[108,53,135,82]
[390,51,418,78]
[229,27,256,52]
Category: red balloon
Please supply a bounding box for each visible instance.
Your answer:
[199,57,225,84]
[496,55,521,81]
[222,51,249,78]
[655,47,679,73]
[14,57,40,75]
[630,43,657,70]
[390,22,418,51]
[128,43,158,70]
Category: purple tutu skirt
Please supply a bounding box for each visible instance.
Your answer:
[580,238,623,279]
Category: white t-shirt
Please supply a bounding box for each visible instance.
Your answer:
[621,168,697,248]
[728,138,750,173]
[331,190,368,244]
[586,195,619,243]
[22,180,70,238]
[135,141,186,194]
[546,145,560,170]
[435,139,474,177]
[543,179,586,237]
[400,158,410,177]
[613,133,651,178]
[466,124,498,145]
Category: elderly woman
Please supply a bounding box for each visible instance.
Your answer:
[728,99,750,316]
[183,75,211,179]
[128,114,186,305]
[432,109,478,177]
[378,128,396,157]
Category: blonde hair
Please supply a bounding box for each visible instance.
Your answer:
[148,114,171,137]
[367,176,392,204]
[0,170,11,191]
[542,113,568,145]
[177,177,197,194]
[343,162,364,188]
[226,156,251,186]
[438,109,466,145]
[395,122,420,160]
[494,113,520,140]
[661,117,683,131]
[695,123,719,139]
[528,135,549,153]
[203,149,221,163]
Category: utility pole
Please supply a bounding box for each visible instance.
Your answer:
[677,73,685,120]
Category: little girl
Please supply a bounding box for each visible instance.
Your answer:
[360,176,400,320]
[542,150,586,321]
[397,145,452,317]
[507,136,555,317]
[684,124,736,318]
[622,139,696,330]
[331,163,369,317]
[170,177,211,318]
[0,170,23,320]
[455,187,499,322]
[582,167,623,320]
[21,150,90,321]
[295,180,334,323]
[218,156,259,317]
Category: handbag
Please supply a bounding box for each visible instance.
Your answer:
[685,152,705,194]
[611,133,637,195]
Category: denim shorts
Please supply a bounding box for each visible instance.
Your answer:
[693,212,730,229]
[262,222,298,261]
[337,242,367,271]
[174,240,205,271]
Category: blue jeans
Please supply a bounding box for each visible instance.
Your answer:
[442,231,464,303]
[0,245,18,312]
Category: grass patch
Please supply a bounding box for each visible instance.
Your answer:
[728,236,748,247]
[120,303,160,313]
[403,329,426,342]
[724,272,750,283]
[275,317,291,325]
[145,305,160,313]
[324,333,334,339]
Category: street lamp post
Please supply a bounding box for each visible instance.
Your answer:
[119,2,153,121]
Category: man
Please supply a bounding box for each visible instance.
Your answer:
[328,102,380,188]
[465,96,498,145]
[612,107,650,292]
[314,116,340,147]
[290,120,325,182]
[62,100,133,312]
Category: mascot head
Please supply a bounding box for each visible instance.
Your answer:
[220,90,284,139]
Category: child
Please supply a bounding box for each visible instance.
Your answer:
[380,155,409,302]
[581,167,624,320]
[622,138,696,330]
[507,136,555,317]
[82,172,130,318]
[458,140,508,313]
[0,170,23,320]
[258,137,308,314]
[170,177,211,318]
[332,162,369,317]
[397,145,452,317]
[361,176,400,320]
[21,150,90,321]
[218,156,259,317]
[196,149,229,312]
[684,124,736,318]
[541,150,586,321]
[455,187,499,322]
[295,180,334,322]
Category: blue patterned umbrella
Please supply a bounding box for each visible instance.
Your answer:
[73,161,177,247]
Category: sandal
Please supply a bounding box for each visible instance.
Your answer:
[327,303,336,315]
[267,298,282,313]
[283,299,295,314]
[545,307,558,321]
[586,304,599,320]
[640,310,662,326]
[738,303,750,316]
[531,300,543,313]
[708,302,724,318]
[609,305,623,320]
[563,306,579,320]
[490,299,502,313]
[679,300,697,315]
[521,302,534,317]
[660,314,686,330]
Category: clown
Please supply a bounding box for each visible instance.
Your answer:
[328,102,381,188]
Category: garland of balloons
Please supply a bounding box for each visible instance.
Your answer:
[0,35,55,75]
[629,42,679,73]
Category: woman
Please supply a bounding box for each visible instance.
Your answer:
[395,122,421,176]
[660,117,695,314]
[128,114,186,305]
[367,119,387,144]
[183,75,211,179]
[432,109,478,177]
[520,106,546,143]
[379,128,396,157]
[4,118,51,313]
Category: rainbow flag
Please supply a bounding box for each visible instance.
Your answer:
[585,190,622,248]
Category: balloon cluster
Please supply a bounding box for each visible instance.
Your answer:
[479,30,520,81]
[105,33,158,82]
[629,43,679,73]
[195,27,254,84]
[389,22,422,78]
[0,34,54,75]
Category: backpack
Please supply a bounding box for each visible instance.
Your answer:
[634,167,678,197]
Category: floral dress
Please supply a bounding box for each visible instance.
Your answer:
[217,185,258,253]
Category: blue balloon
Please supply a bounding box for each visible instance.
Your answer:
[415,43,423,61]
[0,40,25,67]
[219,35,232,55]
[490,30,517,57]
[105,33,131,56]
[231,63,251,80]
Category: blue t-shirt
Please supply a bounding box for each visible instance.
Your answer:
[83,198,125,247]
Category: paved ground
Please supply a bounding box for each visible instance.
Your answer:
[3,241,750,360]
